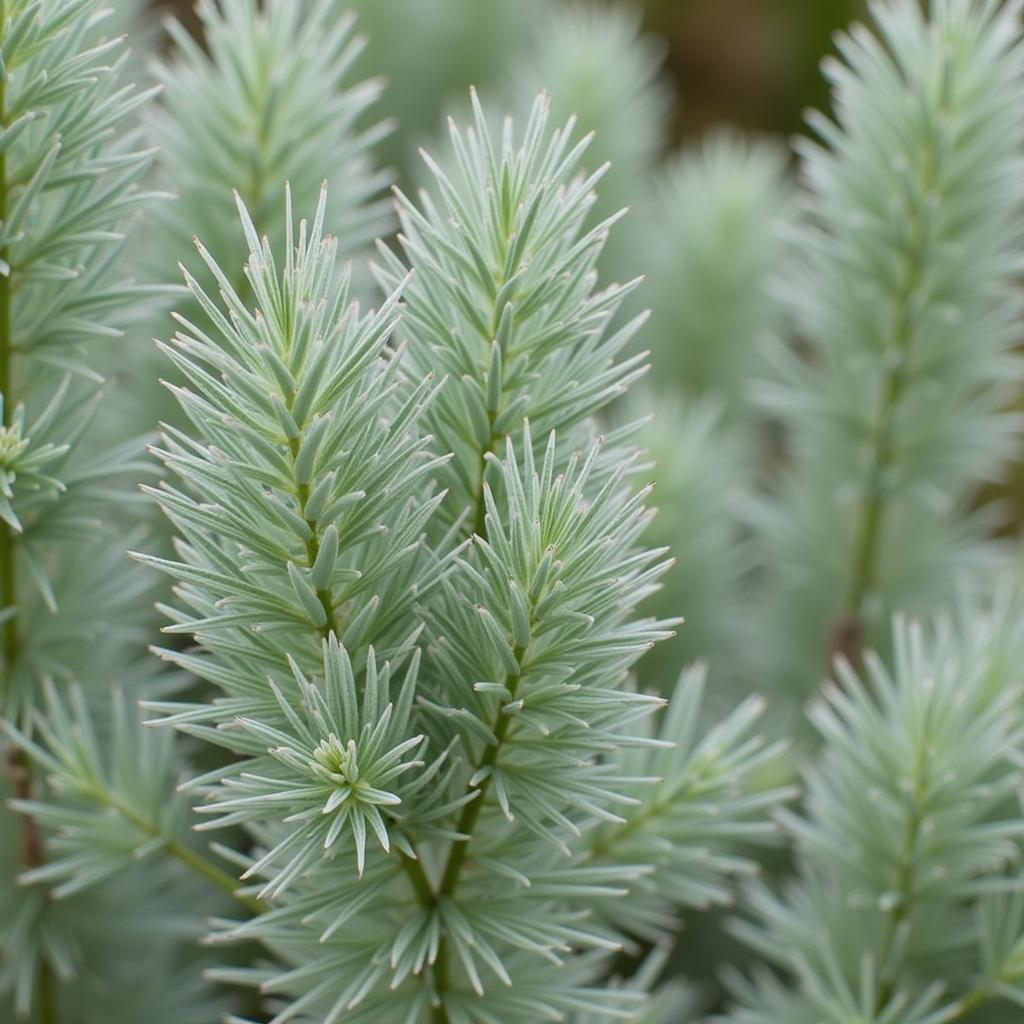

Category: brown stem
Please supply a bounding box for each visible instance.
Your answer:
[6,748,43,867]
[0,63,52,1024]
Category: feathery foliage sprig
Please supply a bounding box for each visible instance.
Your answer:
[149,0,392,298]
[726,592,1024,1022]
[374,92,651,538]
[7,1,1024,1020]
[758,0,1024,695]
[0,0,158,714]
[348,0,550,178]
[0,2,236,1019]
[127,89,789,1020]
[641,134,790,413]
[505,3,671,284]
[622,136,789,702]
[630,399,750,701]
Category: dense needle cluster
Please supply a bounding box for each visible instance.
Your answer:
[134,96,783,1019]
[2,1,1024,1022]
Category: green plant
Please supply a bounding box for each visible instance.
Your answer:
[503,3,671,285]
[3,1,1024,1022]
[0,2,228,1021]
[756,0,1024,702]
[727,593,1024,1022]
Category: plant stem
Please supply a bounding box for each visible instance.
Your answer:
[437,680,518,897]
[399,848,434,908]
[6,747,53,1024]
[431,646,525,1021]
[585,780,693,864]
[945,973,1024,1022]
[88,781,264,915]
[469,410,500,539]
[951,988,990,1020]
[841,124,942,1003]
[839,112,942,661]
[843,267,922,624]
[288,435,339,638]
[429,219,524,1021]
[0,59,51,1024]
[874,726,929,1010]
[298,476,339,636]
[34,961,54,1024]
[0,63,15,689]
[166,838,264,914]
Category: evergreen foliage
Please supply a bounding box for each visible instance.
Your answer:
[149,0,392,292]
[505,3,671,284]
[641,134,790,415]
[130,94,787,1018]
[726,593,1024,1022]
[2,0,1024,1021]
[347,0,549,177]
[0,2,228,1020]
[757,0,1024,699]
[629,399,749,700]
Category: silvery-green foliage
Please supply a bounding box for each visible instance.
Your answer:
[0,827,232,1024]
[5,685,222,900]
[642,134,790,415]
[567,947,697,1024]
[0,0,159,716]
[627,137,789,706]
[505,3,671,284]
[149,0,392,298]
[757,0,1024,698]
[101,0,157,77]
[0,1,227,1019]
[139,185,443,675]
[124,0,393,440]
[8,0,1024,1020]
[105,0,150,35]
[725,590,1024,1022]
[2,686,238,1023]
[127,91,787,1021]
[374,92,651,538]
[583,665,792,943]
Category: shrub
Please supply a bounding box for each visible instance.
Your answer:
[2,1,1024,1022]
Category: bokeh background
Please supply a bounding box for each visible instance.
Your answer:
[159,0,868,146]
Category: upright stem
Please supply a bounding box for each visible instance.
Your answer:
[837,127,941,662]
[429,264,526,1020]
[85,781,263,915]
[431,646,525,1021]
[437,664,521,897]
[951,990,990,1020]
[294,471,339,637]
[285,397,337,636]
[0,66,16,687]
[874,731,929,1010]
[0,56,48,1024]
[470,427,495,539]
[948,978,1024,1021]
[168,838,263,914]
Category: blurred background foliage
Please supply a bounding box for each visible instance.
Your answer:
[142,0,1024,712]
[159,0,869,148]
